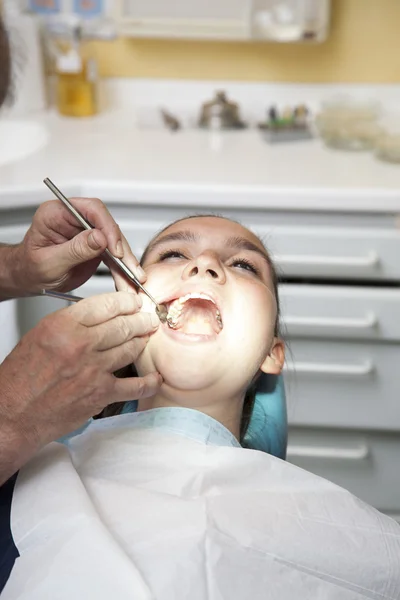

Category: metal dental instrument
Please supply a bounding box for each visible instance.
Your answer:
[41,290,83,303]
[43,178,168,322]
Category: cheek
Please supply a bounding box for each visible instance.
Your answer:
[137,269,173,314]
[134,328,165,378]
[227,287,276,350]
[140,266,172,296]
[140,293,156,314]
[134,344,153,376]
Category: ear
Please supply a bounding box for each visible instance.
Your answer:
[260,338,285,375]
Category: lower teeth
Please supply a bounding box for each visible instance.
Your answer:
[167,318,178,329]
[167,317,222,332]
[166,303,223,331]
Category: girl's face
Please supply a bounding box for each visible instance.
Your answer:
[136,217,284,398]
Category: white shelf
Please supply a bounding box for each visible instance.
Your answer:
[114,0,330,42]
[17,0,330,42]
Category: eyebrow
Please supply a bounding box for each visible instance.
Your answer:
[224,235,270,264]
[145,230,270,265]
[144,230,198,256]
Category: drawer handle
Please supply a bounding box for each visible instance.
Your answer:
[284,313,377,332]
[284,360,374,377]
[287,444,369,461]
[274,251,379,270]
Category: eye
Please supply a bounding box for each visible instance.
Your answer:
[158,249,187,262]
[230,258,259,276]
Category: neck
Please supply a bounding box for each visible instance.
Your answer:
[138,387,244,441]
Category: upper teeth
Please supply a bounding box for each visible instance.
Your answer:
[167,292,220,328]
[180,292,215,305]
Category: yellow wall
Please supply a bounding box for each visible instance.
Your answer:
[83,0,400,83]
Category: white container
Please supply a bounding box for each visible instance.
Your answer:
[2,13,47,116]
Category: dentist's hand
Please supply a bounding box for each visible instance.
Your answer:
[13,197,146,296]
[0,292,161,485]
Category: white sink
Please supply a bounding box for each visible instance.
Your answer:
[0,119,49,167]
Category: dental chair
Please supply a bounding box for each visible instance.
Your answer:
[243,374,287,459]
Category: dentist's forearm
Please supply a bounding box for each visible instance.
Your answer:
[0,243,25,302]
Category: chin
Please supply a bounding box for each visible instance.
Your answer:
[162,369,216,392]
[136,337,224,391]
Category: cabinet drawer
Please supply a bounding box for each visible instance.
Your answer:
[76,274,116,297]
[253,224,400,281]
[103,219,400,283]
[16,296,69,337]
[3,213,400,283]
[280,284,400,342]
[110,220,400,282]
[287,428,400,513]
[0,224,30,244]
[284,339,400,430]
[112,218,166,260]
[78,279,400,431]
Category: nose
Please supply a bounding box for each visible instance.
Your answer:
[182,252,226,283]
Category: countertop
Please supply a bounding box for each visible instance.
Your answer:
[1,109,400,213]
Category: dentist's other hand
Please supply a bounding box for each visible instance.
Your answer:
[0,292,161,485]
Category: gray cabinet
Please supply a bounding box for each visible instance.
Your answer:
[1,199,400,520]
[0,220,67,359]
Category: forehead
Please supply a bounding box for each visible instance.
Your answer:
[154,216,265,251]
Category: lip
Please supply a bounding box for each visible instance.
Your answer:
[162,325,219,344]
[158,286,223,319]
[157,286,224,341]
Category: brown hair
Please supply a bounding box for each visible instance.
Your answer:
[100,215,281,443]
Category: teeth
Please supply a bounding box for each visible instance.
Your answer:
[177,292,216,305]
[166,292,221,330]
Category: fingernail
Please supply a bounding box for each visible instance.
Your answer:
[137,266,146,280]
[150,312,160,328]
[116,241,124,258]
[136,294,143,307]
[88,231,102,250]
[151,372,163,384]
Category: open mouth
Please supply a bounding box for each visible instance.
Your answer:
[165,292,223,336]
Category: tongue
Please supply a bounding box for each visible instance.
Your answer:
[179,300,218,336]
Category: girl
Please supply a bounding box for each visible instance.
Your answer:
[2,216,400,600]
[104,213,285,447]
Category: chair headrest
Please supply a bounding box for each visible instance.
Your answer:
[243,374,287,459]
